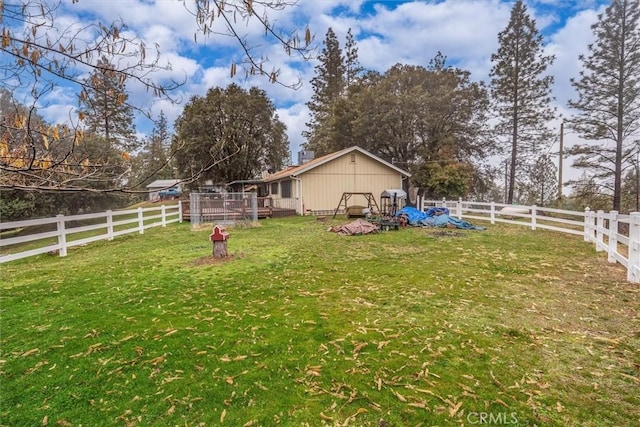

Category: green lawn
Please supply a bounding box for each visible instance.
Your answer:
[1,216,638,426]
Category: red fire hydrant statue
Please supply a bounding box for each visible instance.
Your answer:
[210,225,229,258]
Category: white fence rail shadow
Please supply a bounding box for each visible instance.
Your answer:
[0,204,182,263]
[419,197,640,284]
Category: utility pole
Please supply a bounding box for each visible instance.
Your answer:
[504,159,509,204]
[557,121,564,208]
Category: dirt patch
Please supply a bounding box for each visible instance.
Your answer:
[426,230,466,238]
[191,252,244,266]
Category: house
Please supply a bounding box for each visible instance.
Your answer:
[146,179,182,201]
[262,146,411,215]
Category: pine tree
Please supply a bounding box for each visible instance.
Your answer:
[344,28,363,90]
[133,111,173,188]
[568,0,640,212]
[522,154,558,206]
[621,164,639,212]
[489,0,556,204]
[304,28,345,156]
[78,56,138,154]
[148,111,172,178]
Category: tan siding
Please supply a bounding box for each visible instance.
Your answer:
[300,152,405,213]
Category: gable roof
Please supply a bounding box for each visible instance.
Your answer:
[146,179,181,189]
[263,146,411,182]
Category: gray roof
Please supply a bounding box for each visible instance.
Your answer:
[146,179,181,189]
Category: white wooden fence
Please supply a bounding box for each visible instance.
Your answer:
[418,197,640,284]
[0,204,182,263]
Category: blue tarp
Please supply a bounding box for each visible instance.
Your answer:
[396,206,486,230]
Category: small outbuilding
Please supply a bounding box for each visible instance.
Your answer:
[146,179,182,201]
[262,146,411,215]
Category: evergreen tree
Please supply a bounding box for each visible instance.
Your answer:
[132,111,173,189]
[344,28,363,90]
[489,0,556,204]
[566,173,612,211]
[304,27,345,156]
[146,112,172,179]
[521,154,558,206]
[173,84,289,189]
[621,163,639,212]
[351,57,491,198]
[78,56,139,154]
[568,0,640,212]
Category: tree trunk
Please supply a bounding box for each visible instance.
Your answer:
[213,241,228,258]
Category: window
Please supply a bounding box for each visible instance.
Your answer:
[281,180,292,198]
[350,153,356,163]
[271,182,278,195]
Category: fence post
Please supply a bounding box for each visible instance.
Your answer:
[583,208,591,242]
[490,202,496,225]
[106,210,114,240]
[628,212,640,283]
[441,197,446,209]
[138,207,144,234]
[596,210,604,251]
[179,200,183,224]
[608,211,618,263]
[56,214,67,257]
[252,193,258,222]
[531,205,537,230]
[161,205,167,227]
[457,197,462,219]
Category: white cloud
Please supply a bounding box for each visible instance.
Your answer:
[546,7,602,106]
[277,103,310,161]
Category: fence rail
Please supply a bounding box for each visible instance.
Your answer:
[0,204,182,263]
[419,197,640,283]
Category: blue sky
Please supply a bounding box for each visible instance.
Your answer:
[13,0,612,179]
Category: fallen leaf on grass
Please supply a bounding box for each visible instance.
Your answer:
[449,401,462,417]
[146,354,166,366]
[220,409,227,423]
[21,348,39,357]
[319,412,333,421]
[85,342,104,355]
[620,373,640,384]
[353,342,367,356]
[394,390,407,402]
[408,401,428,409]
[494,398,509,408]
[115,335,136,344]
[343,408,368,425]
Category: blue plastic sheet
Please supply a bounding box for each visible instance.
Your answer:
[396,206,486,230]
